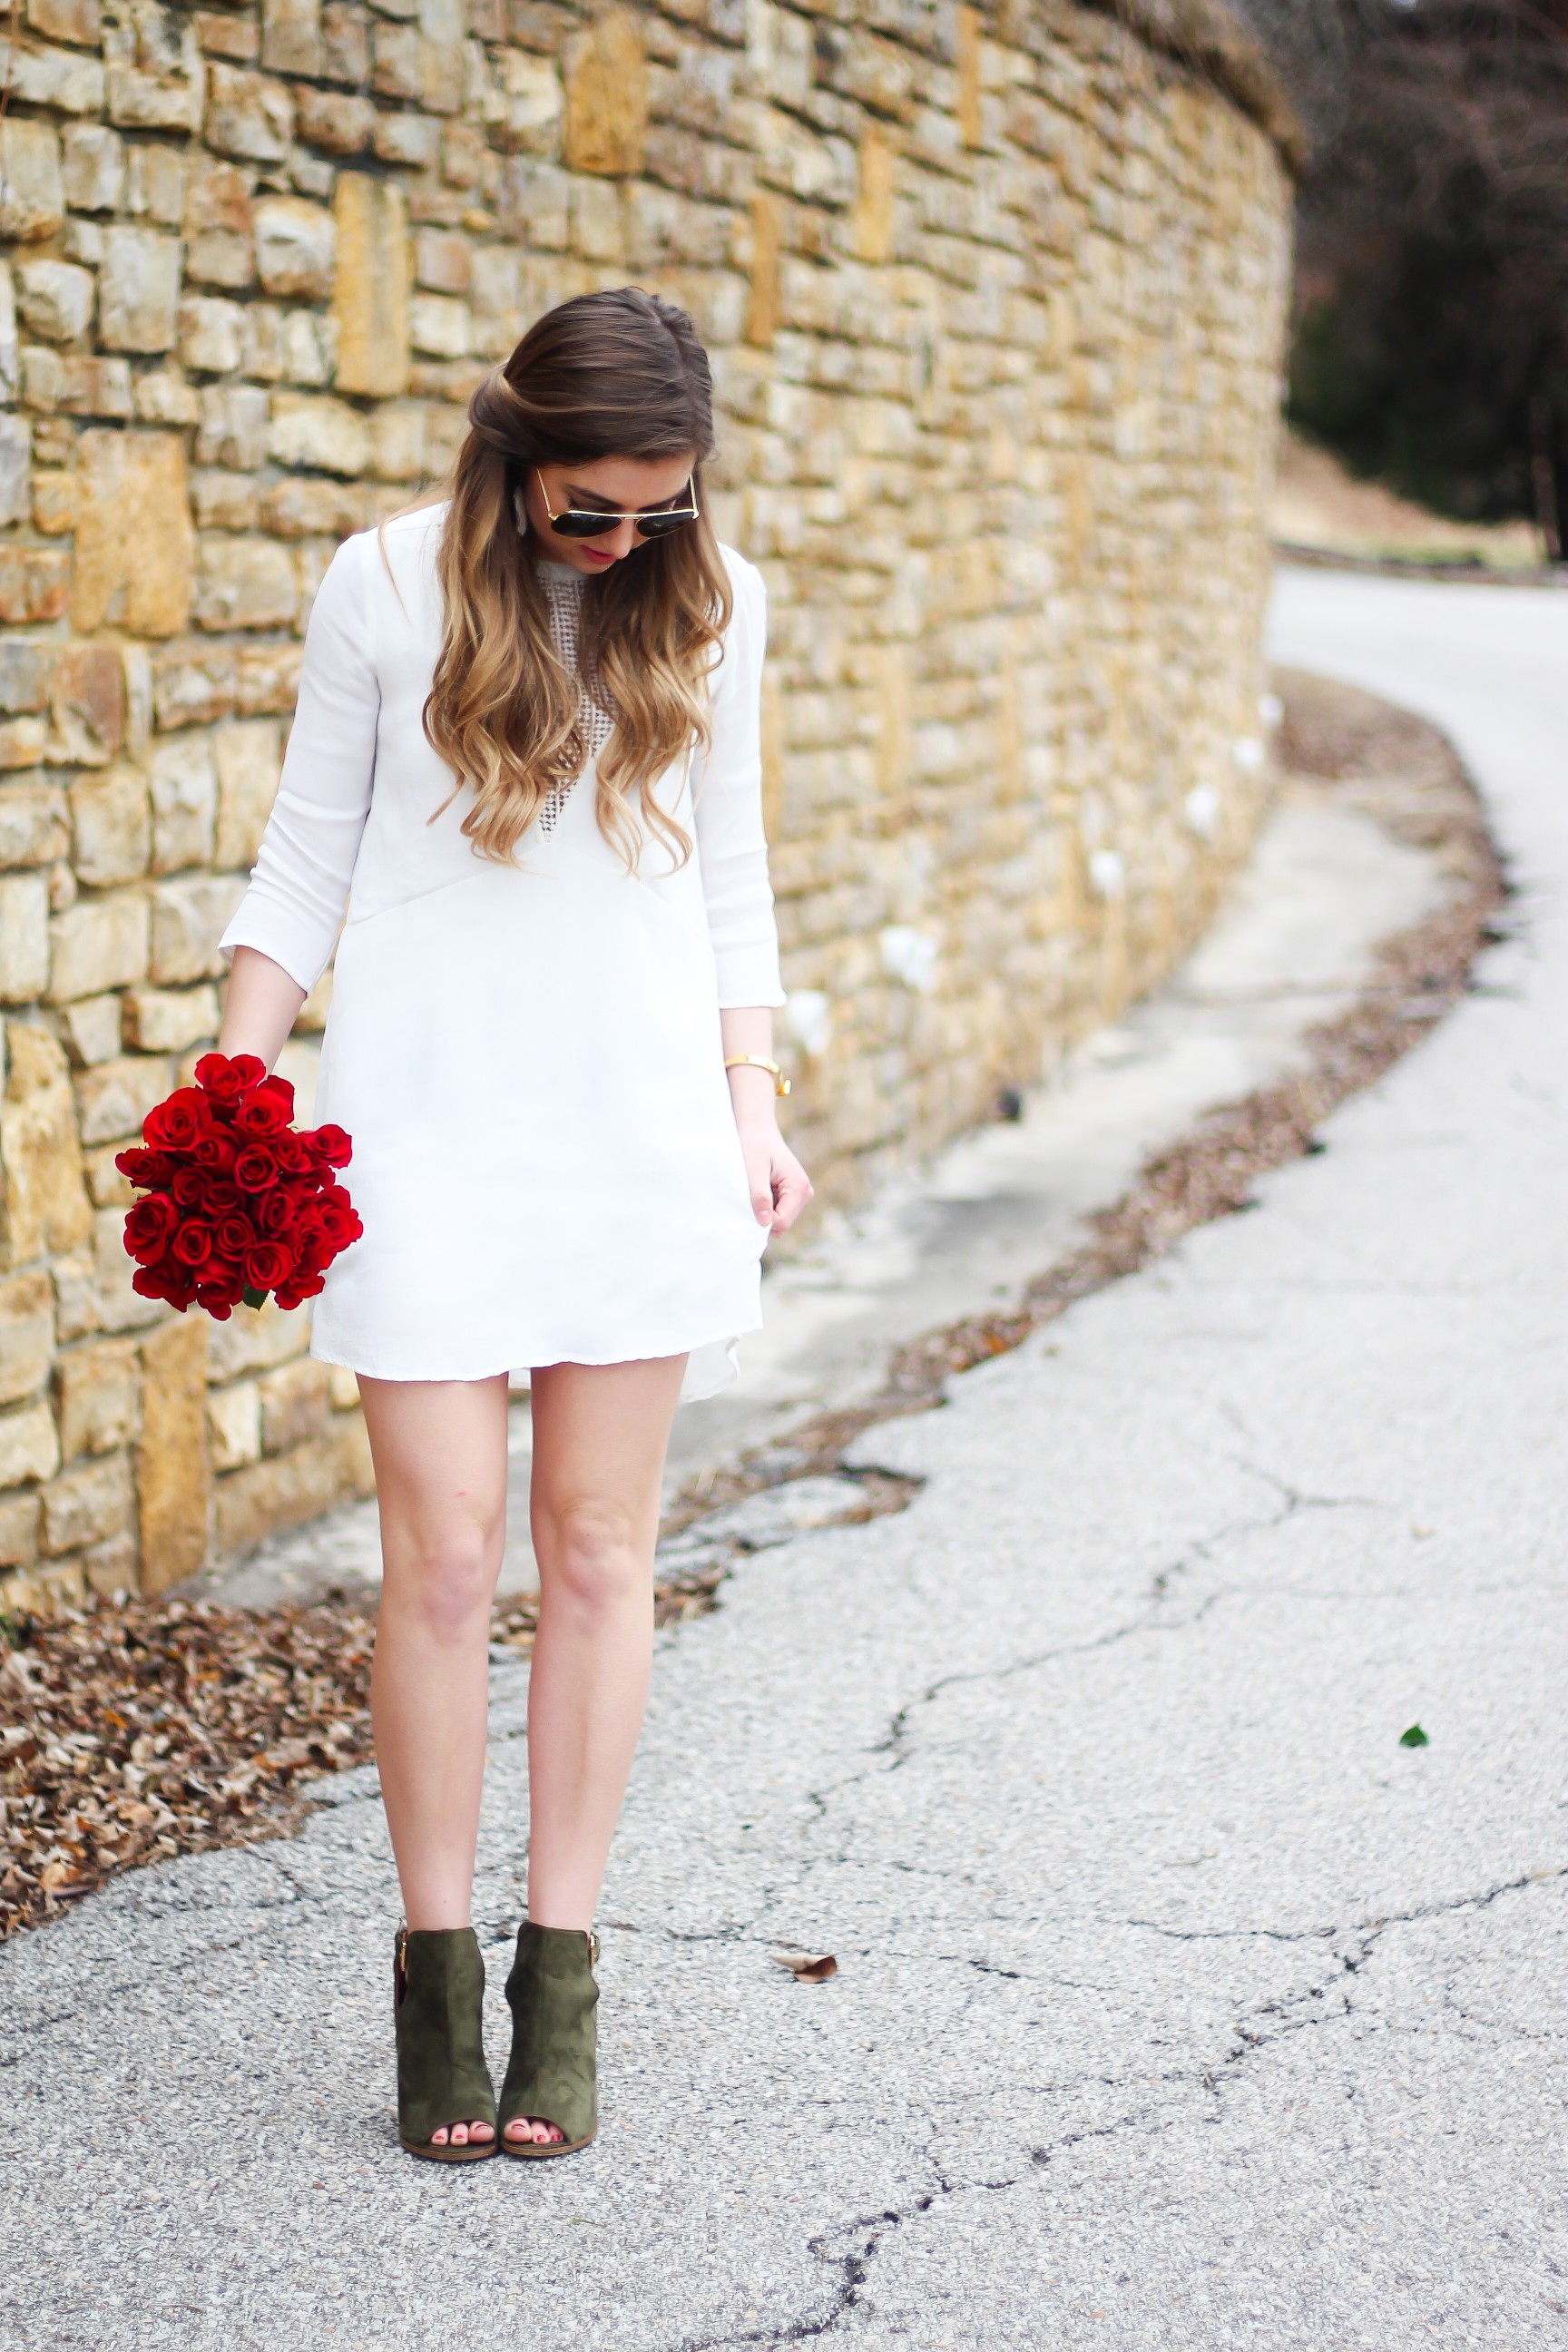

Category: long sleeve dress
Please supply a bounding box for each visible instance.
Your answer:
[219,505,786,1401]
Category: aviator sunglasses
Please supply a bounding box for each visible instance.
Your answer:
[534,468,700,541]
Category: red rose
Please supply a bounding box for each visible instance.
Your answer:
[196,1273,244,1319]
[215,1212,255,1259]
[253,1073,295,1118]
[123,1195,178,1263]
[306,1124,353,1169]
[132,1262,196,1311]
[115,1147,176,1189]
[254,1187,296,1237]
[171,1165,206,1209]
[241,1240,295,1291]
[233,1093,288,1139]
[171,1221,215,1269]
[192,1126,240,1174]
[272,1131,312,1176]
[195,1052,264,1099]
[142,1087,211,1153]
[235,1144,279,1192]
[202,1178,242,1214]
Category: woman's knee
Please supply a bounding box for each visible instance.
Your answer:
[536,1496,648,1617]
[387,1518,500,1640]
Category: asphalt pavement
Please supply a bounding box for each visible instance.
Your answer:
[3,567,1564,2350]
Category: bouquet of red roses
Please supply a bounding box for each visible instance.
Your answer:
[117,1052,362,1322]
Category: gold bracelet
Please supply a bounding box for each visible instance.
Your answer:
[724,1054,790,1097]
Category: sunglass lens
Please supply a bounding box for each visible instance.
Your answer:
[635,510,694,538]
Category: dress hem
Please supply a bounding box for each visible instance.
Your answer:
[308,1317,760,1396]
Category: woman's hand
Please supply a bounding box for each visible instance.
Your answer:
[736,1109,813,1236]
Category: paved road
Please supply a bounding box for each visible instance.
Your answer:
[4,570,1566,2349]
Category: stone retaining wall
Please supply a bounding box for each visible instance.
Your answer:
[0,0,1293,1609]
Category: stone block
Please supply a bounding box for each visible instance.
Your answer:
[372,111,437,169]
[254,194,335,299]
[209,1377,260,1471]
[149,874,245,983]
[184,155,254,289]
[268,389,370,476]
[0,1400,59,1489]
[52,1250,96,1344]
[61,123,124,215]
[417,0,464,114]
[320,0,368,82]
[501,48,562,156]
[0,120,64,242]
[196,381,270,470]
[0,1490,39,1568]
[30,0,103,44]
[41,1448,132,1553]
[59,994,122,1068]
[204,64,292,164]
[213,1412,372,1554]
[371,19,419,101]
[0,549,70,625]
[0,35,104,112]
[294,86,373,152]
[410,292,469,359]
[259,1354,329,1454]
[0,721,49,772]
[16,261,94,346]
[74,1051,168,1144]
[72,427,193,639]
[71,767,151,886]
[122,982,218,1053]
[0,263,17,404]
[332,170,409,398]
[191,467,260,531]
[81,1529,134,1594]
[48,891,149,1004]
[2,1023,93,1266]
[46,352,135,418]
[0,873,50,1000]
[125,142,187,228]
[105,10,204,132]
[133,370,200,427]
[260,475,363,538]
[0,643,53,718]
[212,718,281,867]
[282,309,336,387]
[150,733,218,872]
[33,471,75,536]
[179,294,246,375]
[0,784,70,869]
[0,414,25,536]
[236,643,302,715]
[98,225,181,354]
[193,534,299,633]
[327,1361,358,1410]
[137,1313,210,1592]
[262,0,321,77]
[0,1270,54,1406]
[563,10,642,175]
[469,247,522,357]
[49,643,125,768]
[415,227,471,293]
[57,1334,141,1459]
[368,401,426,481]
[196,9,260,64]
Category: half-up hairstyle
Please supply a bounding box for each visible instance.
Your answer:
[425,287,731,869]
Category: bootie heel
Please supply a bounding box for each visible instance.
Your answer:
[498,1922,599,2159]
[393,1926,498,2163]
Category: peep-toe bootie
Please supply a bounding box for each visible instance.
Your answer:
[393,1926,498,2162]
[498,1921,599,2159]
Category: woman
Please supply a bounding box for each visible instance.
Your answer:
[217,288,812,2162]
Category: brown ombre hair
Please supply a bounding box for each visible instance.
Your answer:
[423,287,730,870]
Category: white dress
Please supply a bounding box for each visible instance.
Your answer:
[219,506,785,1400]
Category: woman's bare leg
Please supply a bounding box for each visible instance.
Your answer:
[360,1372,510,2148]
[505,1353,685,2145]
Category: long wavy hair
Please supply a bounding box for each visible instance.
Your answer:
[424,288,731,869]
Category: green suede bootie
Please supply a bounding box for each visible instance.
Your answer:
[393,1926,498,2163]
[498,1922,600,2159]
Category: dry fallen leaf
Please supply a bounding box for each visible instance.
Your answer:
[773,1950,838,1982]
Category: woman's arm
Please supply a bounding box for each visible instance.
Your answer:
[219,946,307,1072]
[721,1004,812,1236]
